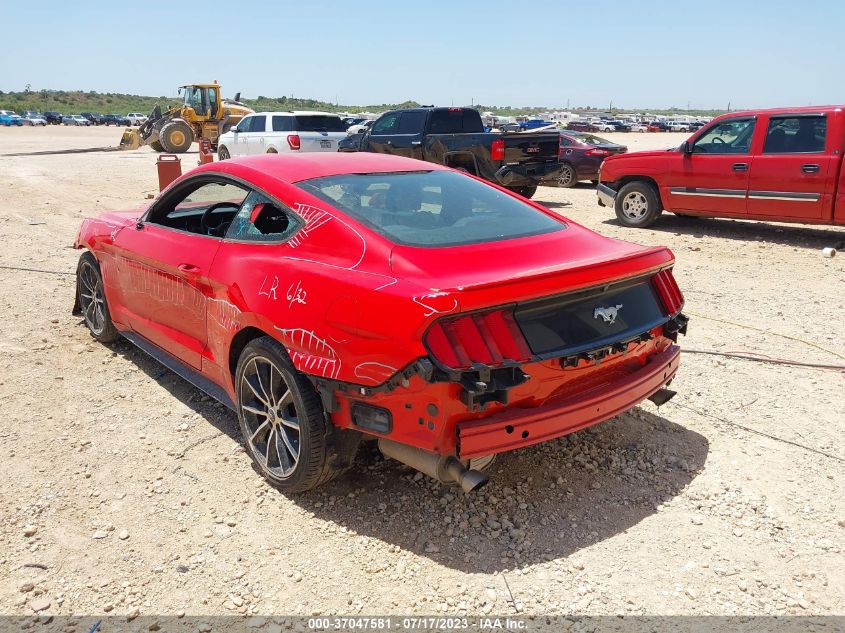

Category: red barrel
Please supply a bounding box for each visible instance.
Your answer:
[157,154,182,191]
[198,138,214,165]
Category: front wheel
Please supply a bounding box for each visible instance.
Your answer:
[76,252,120,343]
[614,181,662,228]
[235,337,355,493]
[218,146,230,160]
[159,120,194,153]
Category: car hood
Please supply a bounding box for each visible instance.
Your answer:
[389,221,673,308]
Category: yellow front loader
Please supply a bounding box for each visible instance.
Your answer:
[120,82,252,153]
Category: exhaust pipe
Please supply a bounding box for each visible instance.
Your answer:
[378,439,489,493]
[648,388,677,407]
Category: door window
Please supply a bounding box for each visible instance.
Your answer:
[763,115,826,154]
[236,116,253,133]
[692,119,756,154]
[371,113,400,134]
[397,111,427,134]
[250,115,266,133]
[148,180,249,236]
[226,192,300,243]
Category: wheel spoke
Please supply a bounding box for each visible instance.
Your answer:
[244,373,270,407]
[264,426,276,467]
[276,389,292,410]
[249,417,270,443]
[279,415,299,431]
[279,427,299,461]
[243,404,267,417]
[252,358,273,405]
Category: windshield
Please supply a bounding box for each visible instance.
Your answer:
[293,115,347,132]
[296,170,564,247]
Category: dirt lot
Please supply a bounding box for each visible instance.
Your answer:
[0,126,843,620]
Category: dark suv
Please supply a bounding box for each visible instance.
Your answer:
[80,112,105,125]
[102,114,130,126]
[43,111,63,125]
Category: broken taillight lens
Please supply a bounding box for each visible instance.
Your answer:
[424,307,532,370]
[652,268,684,315]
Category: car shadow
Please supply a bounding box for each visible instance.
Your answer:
[106,335,241,443]
[288,408,708,573]
[603,215,845,249]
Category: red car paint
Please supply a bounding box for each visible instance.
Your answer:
[599,105,845,226]
[75,153,685,463]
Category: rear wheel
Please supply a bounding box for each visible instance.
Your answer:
[557,162,578,188]
[235,336,357,493]
[149,140,164,152]
[76,252,119,343]
[615,181,662,228]
[218,146,230,160]
[159,120,194,153]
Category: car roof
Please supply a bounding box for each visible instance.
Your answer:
[192,153,447,185]
[715,105,844,119]
[248,111,341,117]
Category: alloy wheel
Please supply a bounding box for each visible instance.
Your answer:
[239,356,301,478]
[78,261,107,335]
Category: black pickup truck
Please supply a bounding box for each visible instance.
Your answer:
[339,107,563,197]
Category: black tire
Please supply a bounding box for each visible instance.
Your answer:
[266,148,278,154]
[76,251,120,343]
[614,181,663,228]
[159,120,194,153]
[508,185,538,199]
[218,146,230,160]
[235,336,358,493]
[557,162,578,188]
[149,140,164,152]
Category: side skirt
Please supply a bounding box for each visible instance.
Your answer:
[121,331,236,411]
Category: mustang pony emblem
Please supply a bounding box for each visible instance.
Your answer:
[594,304,623,325]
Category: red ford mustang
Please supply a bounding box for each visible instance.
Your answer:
[74,153,687,493]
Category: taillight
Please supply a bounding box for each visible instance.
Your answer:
[652,268,684,315]
[586,148,612,156]
[491,138,505,161]
[287,134,301,150]
[424,307,532,370]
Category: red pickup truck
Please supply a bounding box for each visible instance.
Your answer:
[597,105,845,228]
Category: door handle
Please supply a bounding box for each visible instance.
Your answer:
[732,163,748,172]
[411,141,421,146]
[178,263,201,274]
[801,164,820,173]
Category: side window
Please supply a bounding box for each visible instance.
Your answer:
[226,192,300,243]
[250,115,266,133]
[272,115,295,132]
[559,136,573,147]
[236,116,253,133]
[692,119,756,154]
[763,115,826,154]
[149,180,249,236]
[371,113,399,135]
[397,111,427,134]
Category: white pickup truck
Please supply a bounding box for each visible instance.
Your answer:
[216,111,348,159]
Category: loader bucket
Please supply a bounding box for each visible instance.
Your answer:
[119,128,141,150]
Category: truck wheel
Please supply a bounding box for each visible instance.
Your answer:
[615,181,662,228]
[508,185,537,199]
[218,146,230,160]
[149,141,163,152]
[159,120,194,153]
[557,163,578,188]
[235,336,359,493]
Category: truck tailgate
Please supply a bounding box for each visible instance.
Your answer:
[503,132,560,164]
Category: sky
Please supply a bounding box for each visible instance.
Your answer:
[2,0,843,111]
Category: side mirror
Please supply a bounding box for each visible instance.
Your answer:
[681,140,693,154]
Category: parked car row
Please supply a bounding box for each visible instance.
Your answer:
[567,119,706,133]
[0,110,141,126]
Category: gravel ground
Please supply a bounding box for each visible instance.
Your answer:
[0,127,842,620]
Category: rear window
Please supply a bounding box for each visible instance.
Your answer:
[293,115,346,132]
[428,109,484,134]
[296,170,564,247]
[577,134,613,145]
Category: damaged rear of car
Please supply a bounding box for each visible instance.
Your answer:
[297,167,687,491]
